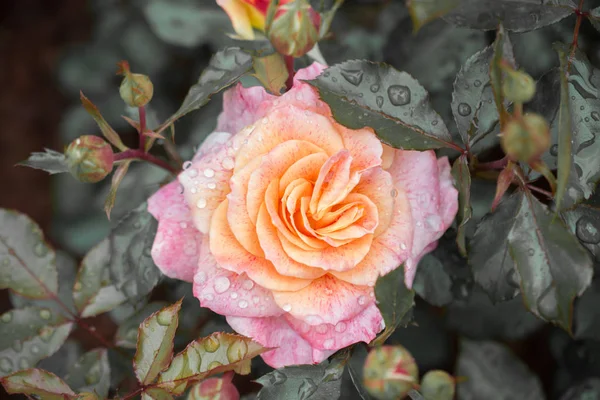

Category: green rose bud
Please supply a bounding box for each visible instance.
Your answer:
[65,135,114,183]
[420,370,456,400]
[363,345,419,400]
[501,113,551,163]
[502,67,536,103]
[117,60,154,107]
[268,0,320,58]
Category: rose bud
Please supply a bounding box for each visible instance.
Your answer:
[268,0,320,58]
[188,374,239,400]
[65,135,114,183]
[217,0,287,39]
[119,72,154,108]
[363,345,419,400]
[501,113,550,163]
[501,67,536,103]
[420,370,456,400]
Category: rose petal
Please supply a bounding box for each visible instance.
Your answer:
[216,0,255,39]
[284,303,383,350]
[226,315,334,368]
[193,240,283,317]
[389,151,458,287]
[210,199,312,291]
[217,84,273,134]
[148,181,200,282]
[271,274,372,325]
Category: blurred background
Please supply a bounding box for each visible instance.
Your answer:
[2,0,600,398]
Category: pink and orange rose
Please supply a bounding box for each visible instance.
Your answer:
[148,63,457,367]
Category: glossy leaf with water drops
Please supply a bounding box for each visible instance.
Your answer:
[456,339,544,399]
[256,358,344,400]
[64,349,110,398]
[451,155,472,256]
[157,332,267,395]
[0,368,76,400]
[443,0,573,32]
[17,149,70,175]
[107,202,162,304]
[372,264,415,346]
[562,202,600,262]
[159,48,253,131]
[406,0,459,32]
[115,302,168,349]
[469,193,521,303]
[0,306,73,377]
[134,300,181,385]
[308,60,456,151]
[0,209,58,299]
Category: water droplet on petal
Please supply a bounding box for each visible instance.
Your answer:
[207,182,216,189]
[458,103,472,116]
[187,168,198,178]
[252,296,260,304]
[316,324,328,334]
[203,168,215,178]
[399,242,407,251]
[194,271,207,285]
[388,85,411,106]
[335,322,347,333]
[179,222,188,229]
[242,280,255,290]
[238,300,249,309]
[204,293,214,301]
[222,157,235,170]
[358,296,366,306]
[196,198,207,209]
[230,292,238,299]
[282,304,292,312]
[214,276,231,294]
[390,188,398,198]
[323,338,335,349]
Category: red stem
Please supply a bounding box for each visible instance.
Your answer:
[284,55,295,91]
[114,149,179,175]
[120,387,145,400]
[568,0,586,70]
[527,184,553,198]
[477,156,509,171]
[138,106,147,151]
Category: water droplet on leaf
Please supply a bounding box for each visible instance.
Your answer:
[576,216,600,244]
[388,85,411,106]
[157,310,172,326]
[0,358,13,373]
[340,69,363,86]
[204,335,220,352]
[39,309,51,320]
[457,103,472,116]
[1,312,12,323]
[227,339,248,362]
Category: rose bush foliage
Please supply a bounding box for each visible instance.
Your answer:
[148,63,457,367]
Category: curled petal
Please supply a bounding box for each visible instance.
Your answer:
[148,181,200,282]
[226,315,334,368]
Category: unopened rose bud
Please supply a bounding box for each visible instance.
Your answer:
[363,345,419,400]
[65,135,114,183]
[188,375,239,400]
[119,73,153,107]
[502,67,536,103]
[501,113,550,163]
[268,0,320,58]
[420,370,456,400]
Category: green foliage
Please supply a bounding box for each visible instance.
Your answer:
[407,0,459,32]
[452,155,472,255]
[1,369,76,400]
[64,349,110,397]
[16,149,70,175]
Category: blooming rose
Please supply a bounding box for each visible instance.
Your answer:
[217,0,279,39]
[148,63,458,367]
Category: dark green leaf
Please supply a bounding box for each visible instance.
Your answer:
[257,359,344,400]
[413,254,453,307]
[157,333,266,395]
[308,60,456,151]
[17,149,69,175]
[452,155,472,255]
[116,302,168,349]
[559,378,600,400]
[407,0,459,31]
[1,369,76,400]
[562,204,600,261]
[160,48,253,129]
[373,264,415,345]
[134,300,181,385]
[490,25,516,129]
[37,340,82,379]
[444,0,572,32]
[0,209,58,299]
[65,349,110,397]
[588,7,600,33]
[104,160,132,220]
[456,339,544,399]
[572,278,600,340]
[470,193,521,303]
[555,43,573,211]
[0,307,73,377]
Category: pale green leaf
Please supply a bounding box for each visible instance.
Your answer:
[0,209,58,299]
[1,369,76,400]
[253,53,288,95]
[17,149,69,175]
[134,300,182,385]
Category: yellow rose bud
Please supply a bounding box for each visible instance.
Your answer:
[501,113,551,163]
[65,135,114,183]
[268,0,320,58]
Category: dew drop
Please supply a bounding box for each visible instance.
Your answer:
[269,370,288,385]
[282,304,292,312]
[432,120,438,126]
[376,96,384,108]
[457,103,472,116]
[207,182,216,189]
[550,144,559,156]
[204,293,214,301]
[335,322,347,333]
[358,296,366,306]
[18,358,29,369]
[506,268,520,289]
[252,296,260,304]
[191,187,198,194]
[194,271,207,285]
[238,300,249,309]
[222,157,235,170]
[204,335,221,352]
[316,324,328,334]
[527,248,534,256]
[30,345,40,355]
[208,360,223,369]
[474,80,482,87]
[196,198,207,209]
[230,292,238,299]
[400,242,407,250]
[214,277,231,294]
[340,69,363,86]
[179,222,188,229]
[1,312,12,323]
[591,111,600,122]
[183,161,193,170]
[0,358,13,373]
[39,328,54,342]
[576,216,600,244]
[387,85,411,106]
[39,309,51,320]
[227,339,249,363]
[537,286,559,320]
[157,310,172,326]
[187,168,198,178]
[33,242,48,257]
[203,168,215,178]
[242,280,255,290]
[370,84,380,93]
[323,339,335,349]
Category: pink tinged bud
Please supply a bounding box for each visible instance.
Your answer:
[65,135,114,183]
[363,345,419,400]
[268,0,320,58]
[117,60,154,107]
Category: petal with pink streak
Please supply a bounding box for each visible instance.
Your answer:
[180,137,234,234]
[216,84,273,135]
[193,240,283,318]
[388,151,458,287]
[284,303,382,350]
[148,181,200,282]
[226,316,334,368]
[271,274,372,325]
